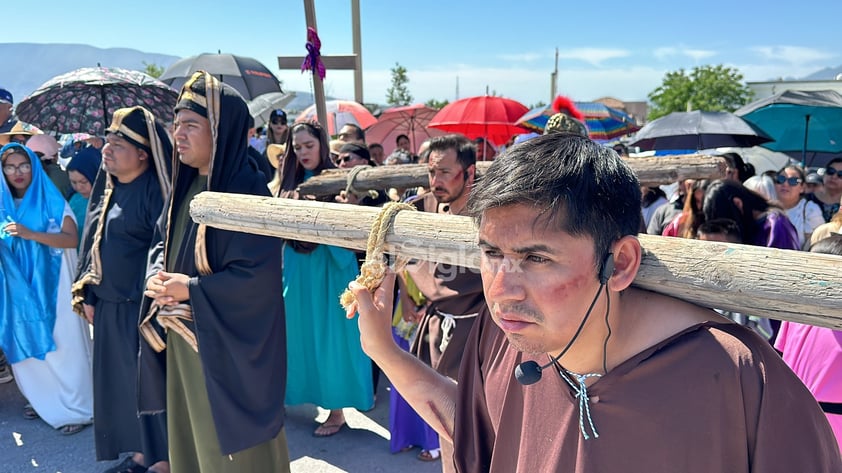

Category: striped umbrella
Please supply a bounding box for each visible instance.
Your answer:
[515,101,640,141]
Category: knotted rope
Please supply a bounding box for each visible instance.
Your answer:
[340,202,416,310]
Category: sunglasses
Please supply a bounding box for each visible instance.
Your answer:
[336,154,360,164]
[3,163,32,175]
[271,118,287,125]
[825,167,842,177]
[775,175,802,186]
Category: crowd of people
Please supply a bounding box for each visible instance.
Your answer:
[1,78,841,473]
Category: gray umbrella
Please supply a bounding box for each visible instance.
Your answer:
[248,92,297,128]
[630,111,773,151]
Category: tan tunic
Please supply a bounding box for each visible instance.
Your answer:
[408,193,487,379]
[454,315,842,472]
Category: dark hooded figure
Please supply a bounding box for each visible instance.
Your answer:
[139,71,289,472]
[71,106,171,473]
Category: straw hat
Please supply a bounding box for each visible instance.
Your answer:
[0,121,41,145]
[266,143,286,169]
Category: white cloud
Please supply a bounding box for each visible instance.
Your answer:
[654,46,716,62]
[684,49,717,61]
[750,46,837,66]
[556,48,630,66]
[281,64,666,108]
[497,52,547,62]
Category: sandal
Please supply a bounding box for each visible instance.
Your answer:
[23,404,39,420]
[417,448,441,462]
[59,423,88,436]
[313,422,346,437]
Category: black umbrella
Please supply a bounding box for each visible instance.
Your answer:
[159,53,282,101]
[630,111,773,151]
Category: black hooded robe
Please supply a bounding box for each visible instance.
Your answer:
[138,75,287,467]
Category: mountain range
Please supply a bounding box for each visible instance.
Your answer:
[0,43,334,114]
[4,43,842,112]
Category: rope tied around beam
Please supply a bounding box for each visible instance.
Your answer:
[344,165,380,199]
[340,202,416,310]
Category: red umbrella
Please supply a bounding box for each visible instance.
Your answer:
[295,99,377,136]
[365,104,445,156]
[427,96,529,148]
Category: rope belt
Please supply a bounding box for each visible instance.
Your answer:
[435,309,478,353]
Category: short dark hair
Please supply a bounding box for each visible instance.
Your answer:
[809,233,842,256]
[396,134,409,144]
[368,143,383,151]
[340,123,365,142]
[467,133,641,273]
[697,218,742,242]
[427,134,475,170]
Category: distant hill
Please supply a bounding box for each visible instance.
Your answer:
[0,43,336,116]
[802,64,842,81]
[1,43,180,103]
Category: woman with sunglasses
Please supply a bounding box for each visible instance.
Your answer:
[0,143,93,435]
[774,165,825,249]
[806,157,842,223]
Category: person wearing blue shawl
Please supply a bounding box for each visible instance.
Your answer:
[0,143,94,435]
[66,146,101,247]
[72,106,171,473]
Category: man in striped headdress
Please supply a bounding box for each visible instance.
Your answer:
[73,106,171,473]
[141,71,289,472]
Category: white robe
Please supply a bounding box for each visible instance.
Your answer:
[11,208,94,429]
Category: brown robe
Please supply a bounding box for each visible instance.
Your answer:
[454,315,842,472]
[408,192,487,379]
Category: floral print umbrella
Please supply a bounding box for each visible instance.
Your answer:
[15,66,178,135]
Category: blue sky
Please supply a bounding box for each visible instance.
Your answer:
[7,0,842,106]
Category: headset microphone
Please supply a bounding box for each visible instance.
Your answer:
[514,351,565,385]
[514,254,614,386]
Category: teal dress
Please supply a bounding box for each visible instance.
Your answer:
[282,175,373,410]
[68,193,87,248]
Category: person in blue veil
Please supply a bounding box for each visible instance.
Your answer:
[0,143,93,435]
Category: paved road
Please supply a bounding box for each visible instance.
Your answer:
[1,376,442,473]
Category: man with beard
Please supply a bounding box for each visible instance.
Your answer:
[403,134,484,467]
[72,106,171,473]
[141,71,288,472]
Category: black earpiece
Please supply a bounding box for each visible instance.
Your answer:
[599,253,615,285]
[463,170,469,180]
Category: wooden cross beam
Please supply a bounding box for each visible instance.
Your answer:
[296,155,727,197]
[189,192,842,328]
[278,0,364,132]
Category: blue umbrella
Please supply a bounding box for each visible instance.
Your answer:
[734,89,842,167]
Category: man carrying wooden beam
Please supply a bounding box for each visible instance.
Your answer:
[402,134,481,467]
[347,133,842,472]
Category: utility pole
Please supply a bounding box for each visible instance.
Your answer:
[455,75,459,100]
[550,47,558,101]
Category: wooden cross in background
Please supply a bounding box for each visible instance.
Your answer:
[277,0,364,133]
